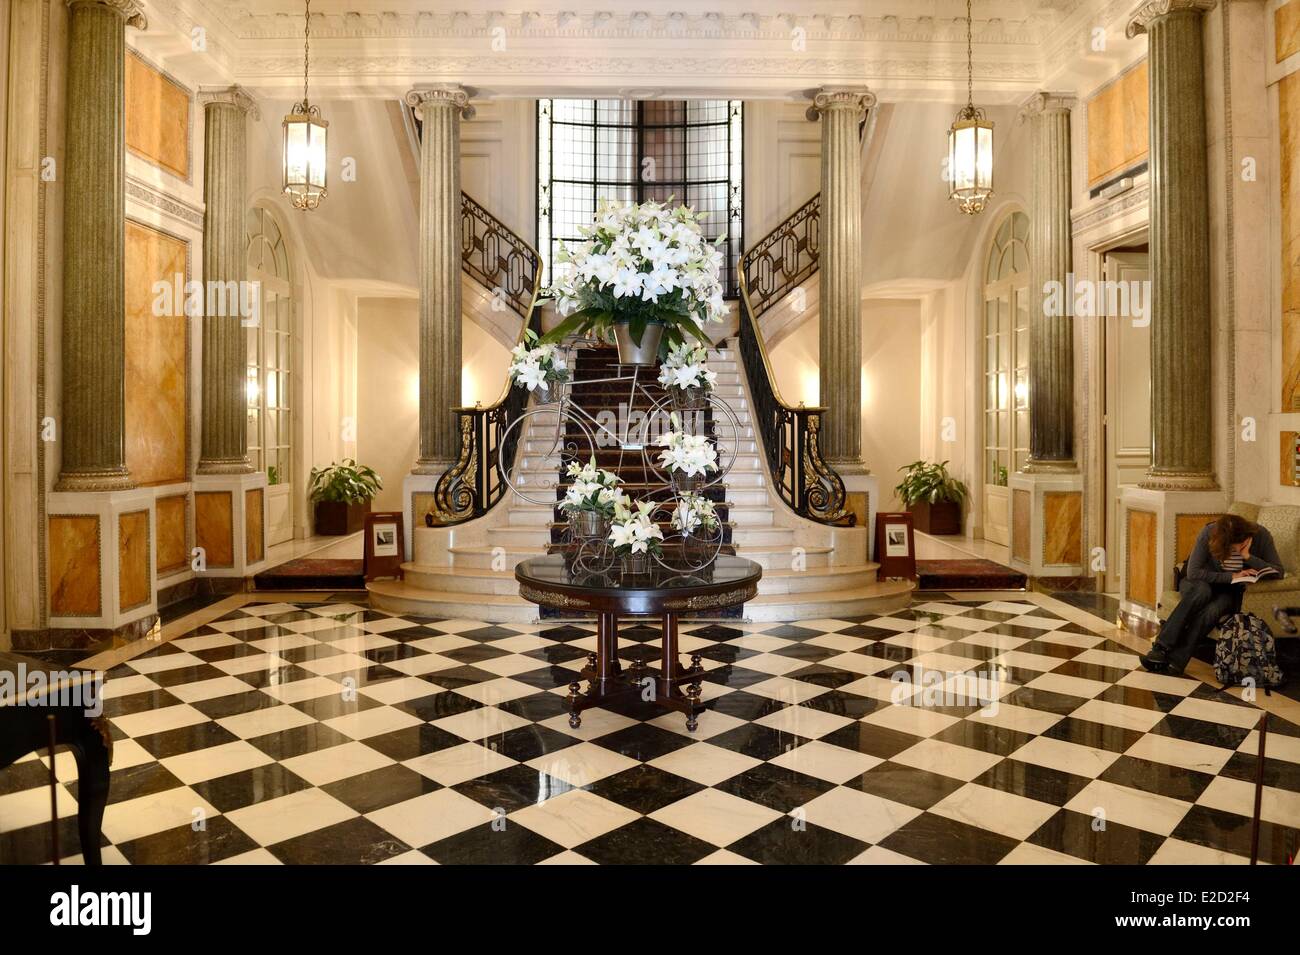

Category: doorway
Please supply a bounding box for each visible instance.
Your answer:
[1101,247,1151,593]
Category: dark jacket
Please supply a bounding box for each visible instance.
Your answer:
[1185,522,1285,585]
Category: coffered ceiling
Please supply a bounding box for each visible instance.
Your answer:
[135,0,1148,101]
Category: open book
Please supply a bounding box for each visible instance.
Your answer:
[1236,566,1283,583]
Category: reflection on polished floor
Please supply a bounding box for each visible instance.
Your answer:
[2,594,1298,865]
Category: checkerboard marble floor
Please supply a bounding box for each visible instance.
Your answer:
[3,597,1299,865]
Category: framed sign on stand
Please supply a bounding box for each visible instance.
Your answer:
[364,511,405,582]
[874,511,917,580]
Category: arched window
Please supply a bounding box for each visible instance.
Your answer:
[981,211,1029,545]
[245,206,294,543]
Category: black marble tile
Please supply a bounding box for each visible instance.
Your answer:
[701,664,776,691]
[486,724,581,762]
[363,723,466,762]
[235,663,315,691]
[289,691,383,721]
[322,764,443,814]
[590,723,694,762]
[1017,639,1083,660]
[276,643,346,664]
[423,820,565,864]
[246,722,352,761]
[879,811,1019,864]
[497,690,573,723]
[270,816,411,865]
[835,624,899,640]
[728,817,868,864]
[533,625,591,643]
[0,759,52,797]
[688,624,745,642]
[424,665,500,690]
[857,642,916,662]
[453,765,577,813]
[819,722,923,760]
[761,625,823,641]
[1051,659,1130,684]
[707,723,809,761]
[146,663,229,689]
[66,761,184,806]
[713,762,835,813]
[134,722,239,760]
[1099,755,1214,803]
[798,690,885,721]
[439,644,512,665]
[1001,685,1087,717]
[784,664,859,690]
[1026,808,1166,864]
[586,764,703,815]
[933,719,1034,758]
[395,691,483,722]
[100,688,181,721]
[571,816,713,864]
[1171,804,1300,865]
[191,762,314,813]
[702,689,787,721]
[190,689,281,721]
[1040,717,1145,754]
[115,815,259,865]
[970,759,1093,806]
[1150,714,1251,750]
[1094,683,1183,713]
[1218,751,1300,793]
[771,642,840,663]
[846,761,966,810]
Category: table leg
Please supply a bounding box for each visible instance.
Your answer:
[568,612,621,729]
[68,731,110,866]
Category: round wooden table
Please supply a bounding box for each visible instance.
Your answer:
[515,554,762,731]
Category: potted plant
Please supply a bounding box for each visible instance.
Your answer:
[560,457,626,539]
[894,460,968,535]
[308,459,382,535]
[540,198,728,365]
[508,328,570,403]
[657,341,718,410]
[608,499,664,576]
[655,414,718,493]
[673,492,721,563]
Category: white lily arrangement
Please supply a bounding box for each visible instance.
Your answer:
[655,415,718,477]
[608,500,665,557]
[540,198,727,360]
[657,342,718,393]
[508,328,570,393]
[672,492,720,535]
[560,457,626,517]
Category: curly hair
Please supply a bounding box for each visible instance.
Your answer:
[1208,514,1258,562]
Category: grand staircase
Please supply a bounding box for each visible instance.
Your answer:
[369,334,913,622]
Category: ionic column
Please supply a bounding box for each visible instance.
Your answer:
[405,86,472,472]
[55,0,146,491]
[809,87,875,472]
[197,87,258,474]
[1128,0,1218,489]
[1020,92,1077,470]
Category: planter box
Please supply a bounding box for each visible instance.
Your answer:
[314,500,371,536]
[907,499,962,535]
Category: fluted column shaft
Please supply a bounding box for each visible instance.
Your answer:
[56,0,146,491]
[811,88,874,471]
[197,88,257,474]
[406,86,470,471]
[1022,93,1076,468]
[1129,0,1218,489]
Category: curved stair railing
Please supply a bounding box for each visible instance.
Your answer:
[737,192,855,526]
[427,194,543,526]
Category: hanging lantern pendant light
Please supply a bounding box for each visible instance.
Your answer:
[948,0,994,216]
[282,0,328,211]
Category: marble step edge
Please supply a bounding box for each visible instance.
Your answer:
[742,580,915,622]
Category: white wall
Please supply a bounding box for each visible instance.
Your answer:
[356,297,418,512]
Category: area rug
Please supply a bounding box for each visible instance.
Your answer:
[915,558,1026,591]
[254,558,365,591]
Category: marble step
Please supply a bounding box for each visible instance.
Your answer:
[366,579,538,623]
[743,580,915,622]
[755,563,880,594]
[445,544,548,569]
[725,543,833,570]
[729,526,795,547]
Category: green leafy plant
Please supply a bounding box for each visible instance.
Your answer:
[308,459,382,505]
[894,460,968,507]
[267,464,280,487]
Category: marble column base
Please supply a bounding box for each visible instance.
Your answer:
[47,487,158,632]
[402,472,442,560]
[1007,471,1085,580]
[191,471,268,579]
[838,472,878,562]
[1117,485,1228,625]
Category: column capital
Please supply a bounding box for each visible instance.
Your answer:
[405,85,476,121]
[67,0,147,30]
[1016,91,1077,125]
[1126,0,1216,38]
[805,87,876,122]
[198,86,260,121]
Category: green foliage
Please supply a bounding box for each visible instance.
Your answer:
[894,460,969,507]
[267,465,280,487]
[308,459,382,505]
[539,297,712,361]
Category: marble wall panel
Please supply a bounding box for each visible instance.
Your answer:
[49,516,101,617]
[1126,509,1158,608]
[1278,0,1300,62]
[125,219,188,486]
[1086,60,1149,188]
[125,51,190,179]
[1043,492,1083,565]
[118,509,151,611]
[195,491,234,568]
[156,493,188,575]
[1175,512,1222,565]
[246,488,264,565]
[1282,72,1300,411]
[1012,489,1032,562]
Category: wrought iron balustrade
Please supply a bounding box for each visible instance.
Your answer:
[736,193,854,526]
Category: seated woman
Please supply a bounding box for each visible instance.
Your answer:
[1140,514,1284,675]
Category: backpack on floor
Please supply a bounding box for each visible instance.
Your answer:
[1214,612,1284,690]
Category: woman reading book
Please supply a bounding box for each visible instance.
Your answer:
[1140,514,1284,675]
